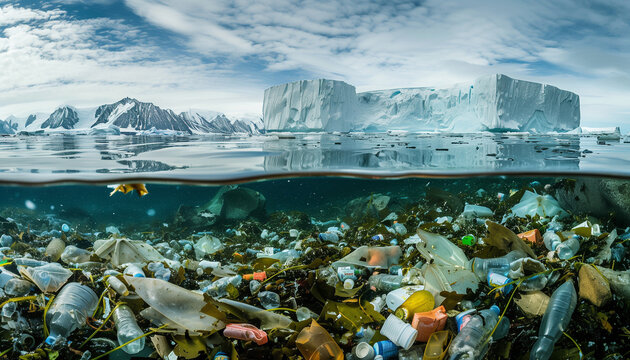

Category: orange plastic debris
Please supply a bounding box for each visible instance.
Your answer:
[243,271,267,281]
[411,305,448,342]
[517,229,542,245]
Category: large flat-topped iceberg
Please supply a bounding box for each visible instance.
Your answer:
[263,79,357,132]
[263,74,580,133]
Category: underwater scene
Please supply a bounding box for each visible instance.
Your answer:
[0,155,629,360]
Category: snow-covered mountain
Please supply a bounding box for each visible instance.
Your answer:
[6,98,263,135]
[0,117,18,135]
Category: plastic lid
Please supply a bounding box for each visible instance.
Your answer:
[44,335,57,346]
[353,342,375,360]
[490,305,500,315]
[133,273,145,277]
[455,309,475,331]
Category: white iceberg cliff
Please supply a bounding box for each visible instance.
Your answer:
[263,74,580,133]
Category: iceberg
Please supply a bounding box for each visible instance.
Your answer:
[263,79,358,132]
[262,74,580,133]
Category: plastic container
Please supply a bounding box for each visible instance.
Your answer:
[416,229,468,268]
[60,245,92,264]
[296,307,319,322]
[411,305,447,342]
[295,320,343,360]
[385,285,425,311]
[423,331,451,360]
[368,274,403,292]
[318,232,339,242]
[373,340,398,360]
[448,305,503,359]
[352,342,375,360]
[258,291,281,309]
[518,229,542,245]
[5,278,33,296]
[113,305,145,354]
[372,234,385,242]
[394,289,434,321]
[107,276,129,296]
[380,314,418,350]
[45,282,98,346]
[223,323,268,345]
[530,280,577,360]
[556,236,580,260]
[392,223,407,235]
[204,275,242,298]
[147,262,170,281]
[343,278,355,289]
[468,250,527,280]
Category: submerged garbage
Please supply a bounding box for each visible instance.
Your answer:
[0,178,628,359]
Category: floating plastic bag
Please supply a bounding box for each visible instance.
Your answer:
[19,262,72,293]
[125,276,224,334]
[510,191,567,219]
[193,235,224,260]
[94,238,164,266]
[332,246,402,269]
[416,230,468,269]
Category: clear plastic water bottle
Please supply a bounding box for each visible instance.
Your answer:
[556,236,580,260]
[368,274,403,292]
[204,275,242,298]
[448,305,506,359]
[469,250,527,279]
[530,280,577,360]
[113,305,145,354]
[45,283,98,346]
[543,231,561,251]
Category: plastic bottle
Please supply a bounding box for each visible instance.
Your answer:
[147,262,170,281]
[530,280,577,360]
[487,272,514,295]
[113,305,145,354]
[295,320,343,360]
[45,282,98,346]
[60,245,92,264]
[373,340,398,360]
[556,236,580,260]
[386,285,426,311]
[448,305,505,359]
[4,278,33,296]
[394,289,434,321]
[543,231,561,251]
[123,263,145,278]
[380,314,418,350]
[107,276,129,296]
[469,250,527,279]
[318,232,339,242]
[337,266,368,281]
[13,258,49,267]
[204,275,242,298]
[258,291,281,309]
[368,274,403,292]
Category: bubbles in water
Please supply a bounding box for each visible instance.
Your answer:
[147,209,156,216]
[50,205,55,210]
[25,200,36,210]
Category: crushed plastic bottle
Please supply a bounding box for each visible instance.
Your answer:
[530,280,577,360]
[469,250,527,280]
[258,291,281,309]
[107,276,129,296]
[147,262,170,281]
[45,282,98,346]
[204,275,243,298]
[113,304,145,354]
[123,263,145,278]
[543,231,561,251]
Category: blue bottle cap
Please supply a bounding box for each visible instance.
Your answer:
[455,309,475,331]
[490,305,500,315]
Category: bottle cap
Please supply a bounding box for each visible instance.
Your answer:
[353,342,375,360]
[490,305,500,315]
[455,309,475,331]
[344,278,355,289]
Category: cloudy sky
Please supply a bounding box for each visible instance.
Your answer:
[1,0,629,129]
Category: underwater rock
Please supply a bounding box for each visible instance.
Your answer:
[555,178,630,226]
[594,266,630,302]
[204,186,266,221]
[578,264,611,307]
[344,193,407,221]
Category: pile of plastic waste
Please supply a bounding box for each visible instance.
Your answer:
[0,180,628,360]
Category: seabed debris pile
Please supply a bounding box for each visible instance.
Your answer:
[0,179,629,360]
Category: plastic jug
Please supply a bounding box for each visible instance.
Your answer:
[45,282,98,346]
[295,320,343,360]
[530,280,577,360]
[113,305,145,354]
[411,306,447,342]
[394,289,434,321]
